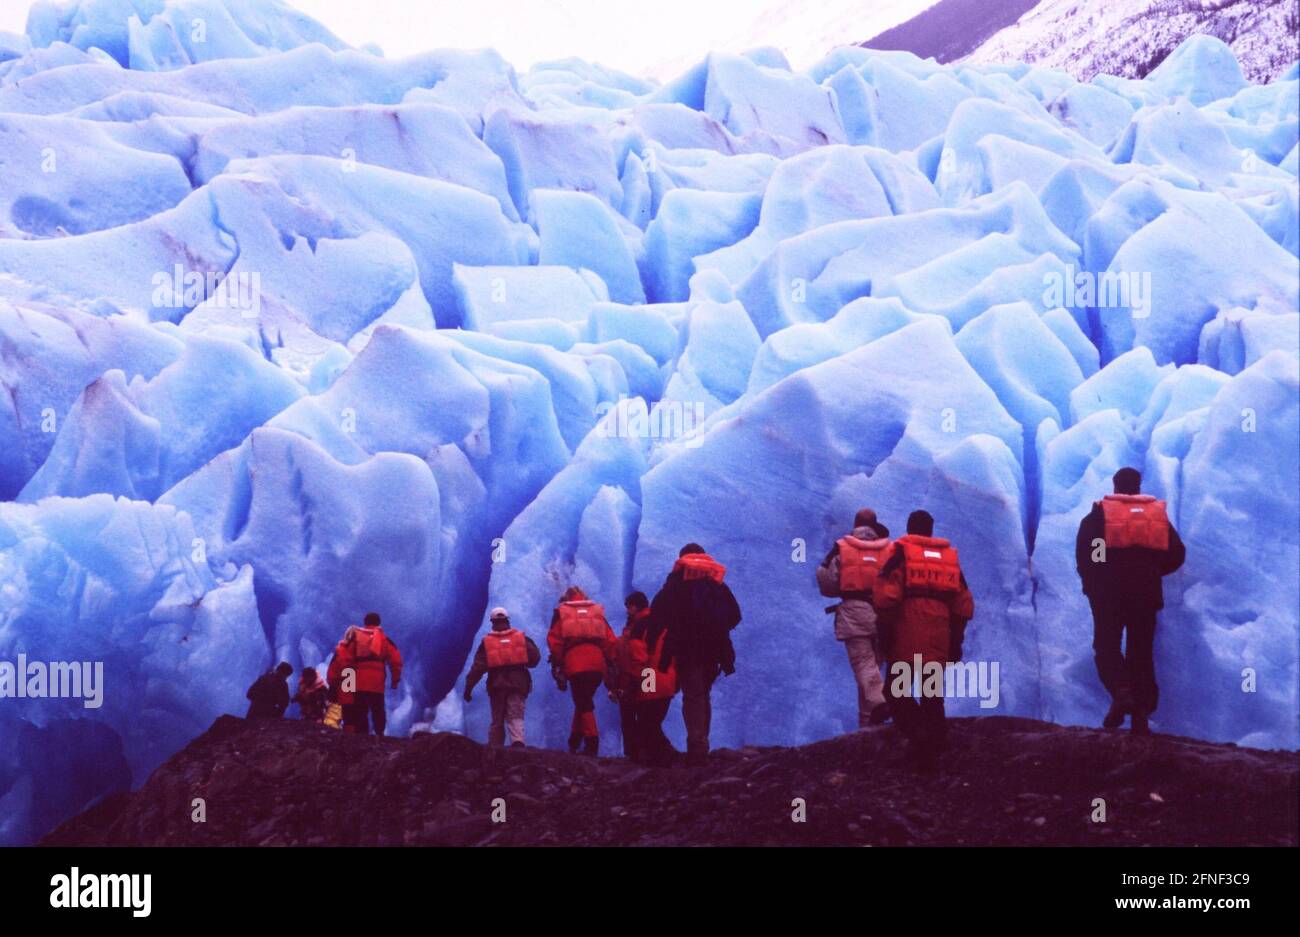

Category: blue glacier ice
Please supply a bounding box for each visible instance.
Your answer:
[0,0,1296,845]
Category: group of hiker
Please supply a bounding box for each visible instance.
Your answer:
[464,543,740,766]
[812,465,1182,759]
[819,506,975,765]
[245,466,1185,769]
[245,612,403,736]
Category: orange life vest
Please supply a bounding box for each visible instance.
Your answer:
[837,536,892,593]
[672,553,726,583]
[483,628,530,669]
[1099,494,1170,550]
[617,613,677,701]
[636,648,677,700]
[557,600,609,644]
[899,536,962,595]
[351,626,387,661]
[615,611,651,678]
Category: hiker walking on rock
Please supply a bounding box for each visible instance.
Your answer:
[817,508,894,728]
[1075,467,1185,735]
[875,511,974,768]
[650,544,741,766]
[464,606,541,748]
[611,591,677,765]
[548,586,617,756]
[327,612,402,736]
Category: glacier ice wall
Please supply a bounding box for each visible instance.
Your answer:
[0,0,1297,843]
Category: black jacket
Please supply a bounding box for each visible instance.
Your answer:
[651,567,742,673]
[245,671,290,719]
[465,631,542,696]
[1075,502,1186,609]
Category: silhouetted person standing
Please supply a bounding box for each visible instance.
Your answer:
[1076,467,1185,735]
[246,662,293,720]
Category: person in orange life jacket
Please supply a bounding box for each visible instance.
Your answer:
[817,507,893,728]
[547,586,618,756]
[464,607,542,748]
[1075,467,1185,735]
[610,591,678,765]
[326,612,403,736]
[874,511,974,768]
[246,662,293,719]
[293,666,329,723]
[650,543,741,766]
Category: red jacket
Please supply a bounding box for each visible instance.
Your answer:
[327,625,403,703]
[874,534,974,665]
[613,608,677,701]
[547,600,617,678]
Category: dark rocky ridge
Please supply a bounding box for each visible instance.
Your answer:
[860,0,1041,65]
[43,714,1298,847]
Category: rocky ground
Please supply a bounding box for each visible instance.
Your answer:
[42,715,1298,846]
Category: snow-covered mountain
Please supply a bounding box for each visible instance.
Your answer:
[970,0,1299,84]
[863,0,1300,84]
[0,0,1296,846]
[649,0,942,78]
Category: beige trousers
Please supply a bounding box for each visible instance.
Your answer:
[488,690,526,746]
[843,635,886,728]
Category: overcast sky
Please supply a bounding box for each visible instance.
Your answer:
[1,0,937,79]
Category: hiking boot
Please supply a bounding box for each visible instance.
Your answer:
[581,736,599,757]
[868,703,892,726]
[1102,701,1127,729]
[1130,711,1150,736]
[567,733,582,754]
[510,741,525,749]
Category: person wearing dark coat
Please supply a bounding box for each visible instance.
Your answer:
[246,662,293,719]
[649,543,742,765]
[1075,466,1186,734]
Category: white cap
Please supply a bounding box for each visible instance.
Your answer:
[489,607,509,621]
